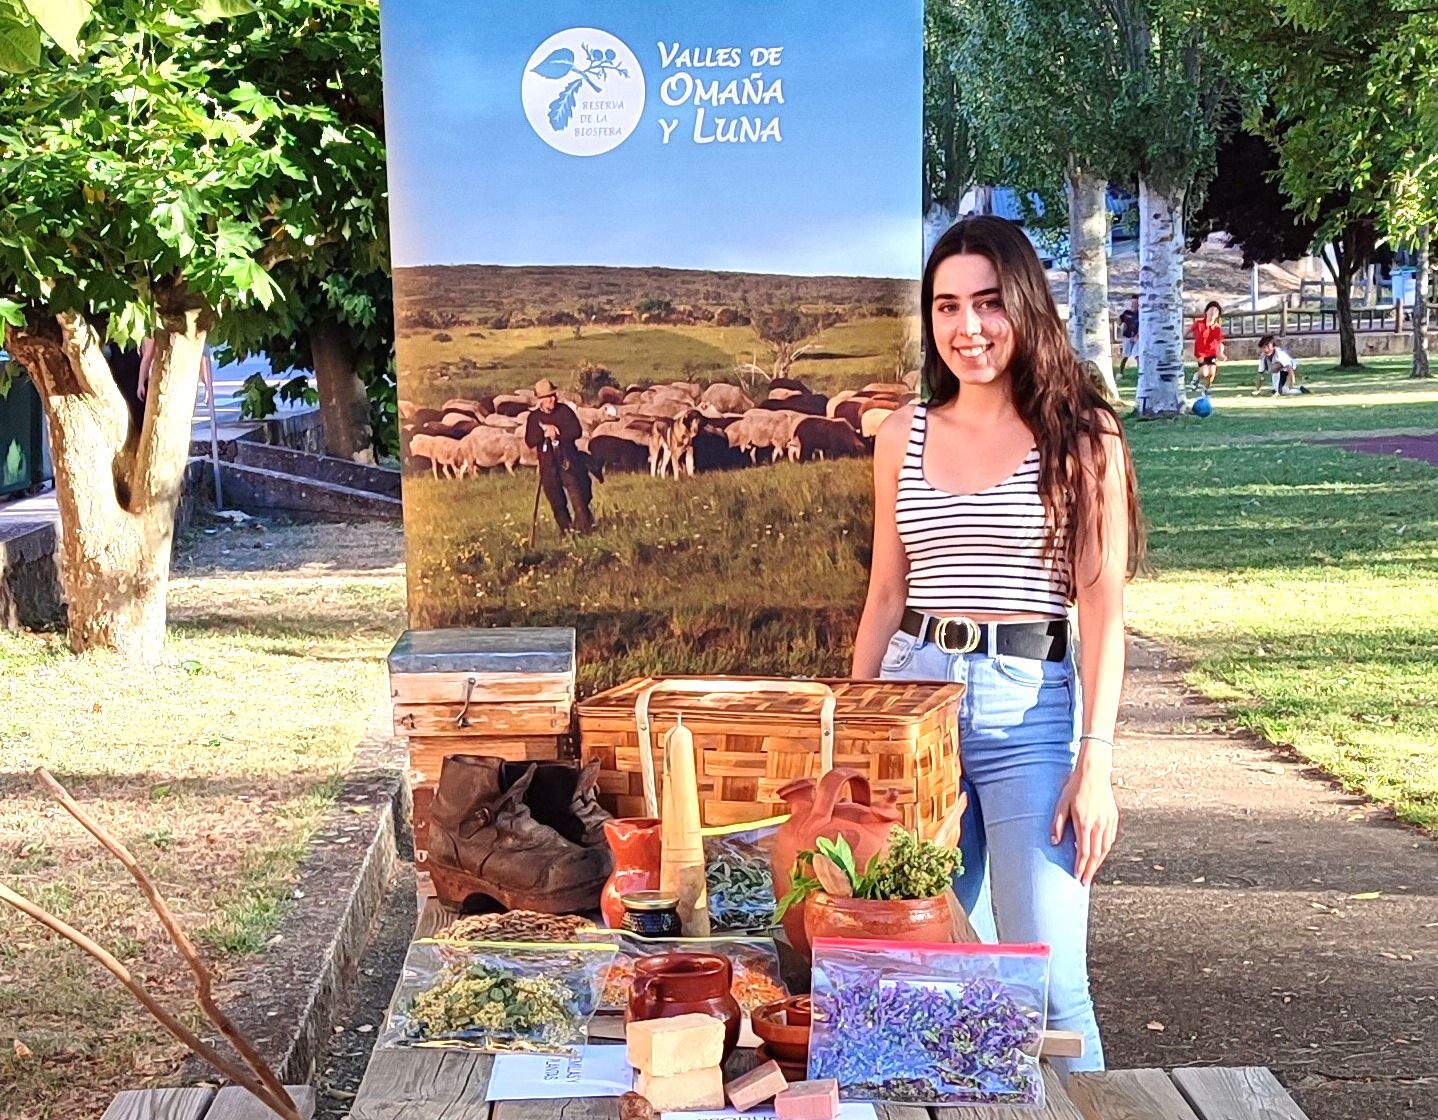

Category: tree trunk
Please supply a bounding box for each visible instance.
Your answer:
[1413,230,1431,379]
[1322,236,1360,369]
[311,319,375,462]
[1135,177,1186,417]
[1067,166,1117,399]
[4,280,209,664]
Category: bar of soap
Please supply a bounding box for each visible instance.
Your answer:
[634,1066,725,1112]
[726,1060,789,1112]
[625,1013,725,1077]
[775,1079,840,1120]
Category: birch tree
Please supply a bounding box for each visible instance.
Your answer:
[943,0,1122,396]
[1105,3,1231,417]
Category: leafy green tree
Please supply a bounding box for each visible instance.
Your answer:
[0,1,380,660]
[942,1,1237,413]
[946,0,1125,394]
[923,0,987,234]
[209,0,393,454]
[1230,0,1435,371]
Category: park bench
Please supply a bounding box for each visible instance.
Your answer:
[99,894,1316,1120]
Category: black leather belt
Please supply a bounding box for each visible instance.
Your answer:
[898,608,1069,661]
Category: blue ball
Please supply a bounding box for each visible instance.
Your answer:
[1191,396,1213,418]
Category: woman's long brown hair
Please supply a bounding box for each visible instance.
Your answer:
[920,216,1146,586]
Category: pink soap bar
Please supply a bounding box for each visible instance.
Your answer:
[774,1079,840,1120]
[726,1060,789,1112]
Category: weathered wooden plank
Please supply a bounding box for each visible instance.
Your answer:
[492,1096,616,1120]
[873,1106,928,1120]
[1171,1068,1310,1120]
[203,1086,316,1120]
[395,701,572,737]
[1069,1069,1201,1120]
[958,1066,1084,1120]
[391,672,574,705]
[415,894,460,939]
[100,1088,214,1120]
[348,1049,493,1120]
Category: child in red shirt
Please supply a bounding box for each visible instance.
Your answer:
[1190,301,1226,394]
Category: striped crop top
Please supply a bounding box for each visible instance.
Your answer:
[895,404,1070,616]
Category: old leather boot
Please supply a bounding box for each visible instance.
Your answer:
[428,757,611,914]
[499,759,611,847]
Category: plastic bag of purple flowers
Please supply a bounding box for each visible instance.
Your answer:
[807,938,1050,1108]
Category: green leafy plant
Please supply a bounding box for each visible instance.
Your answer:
[774,827,963,919]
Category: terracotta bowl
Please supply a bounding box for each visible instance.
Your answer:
[750,995,812,1066]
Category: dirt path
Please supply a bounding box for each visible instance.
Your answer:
[1095,637,1437,1120]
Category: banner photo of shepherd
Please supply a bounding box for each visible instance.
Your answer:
[380,1,923,692]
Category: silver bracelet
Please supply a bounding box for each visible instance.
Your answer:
[1079,733,1115,748]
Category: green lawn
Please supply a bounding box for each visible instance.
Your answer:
[0,520,406,1119]
[1121,356,1438,831]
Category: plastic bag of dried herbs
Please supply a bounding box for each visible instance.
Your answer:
[701,814,786,932]
[377,939,617,1055]
[808,938,1049,1108]
[581,930,787,1013]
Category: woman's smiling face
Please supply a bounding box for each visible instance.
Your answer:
[930,252,1014,387]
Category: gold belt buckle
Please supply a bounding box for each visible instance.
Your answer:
[933,615,981,655]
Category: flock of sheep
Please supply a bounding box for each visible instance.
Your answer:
[399,378,918,481]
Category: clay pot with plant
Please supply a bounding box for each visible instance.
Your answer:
[776,826,966,958]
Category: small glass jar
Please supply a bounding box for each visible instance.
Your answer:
[620,890,683,938]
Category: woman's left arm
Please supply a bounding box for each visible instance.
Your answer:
[1051,416,1130,887]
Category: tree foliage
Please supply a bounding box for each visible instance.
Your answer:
[1187,123,1319,266]
[203,0,393,456]
[0,0,390,659]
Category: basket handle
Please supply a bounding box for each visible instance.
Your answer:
[635,678,837,817]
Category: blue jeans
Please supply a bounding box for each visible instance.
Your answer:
[880,628,1105,1074]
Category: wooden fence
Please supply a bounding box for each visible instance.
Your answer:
[1114,301,1438,341]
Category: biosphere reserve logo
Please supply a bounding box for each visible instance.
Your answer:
[521,28,645,156]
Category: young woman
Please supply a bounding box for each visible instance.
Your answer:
[852,216,1144,1073]
[1190,300,1226,394]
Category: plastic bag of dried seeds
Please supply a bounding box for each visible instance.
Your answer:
[378,939,617,1055]
[701,815,787,932]
[808,938,1049,1108]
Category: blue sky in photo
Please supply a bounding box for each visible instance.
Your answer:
[380,1,922,279]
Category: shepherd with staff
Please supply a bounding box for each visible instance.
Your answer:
[525,378,596,537]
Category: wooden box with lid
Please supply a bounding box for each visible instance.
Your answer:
[387,627,576,858]
[576,676,964,837]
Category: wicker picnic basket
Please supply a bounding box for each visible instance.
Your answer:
[576,677,964,838]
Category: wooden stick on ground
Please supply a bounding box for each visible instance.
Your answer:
[32,767,296,1116]
[0,881,302,1120]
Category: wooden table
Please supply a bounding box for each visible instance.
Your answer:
[339,893,1312,1120]
[98,889,1314,1120]
[344,1048,1313,1120]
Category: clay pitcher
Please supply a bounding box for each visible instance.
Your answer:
[626,952,742,1060]
[772,767,902,958]
[601,817,662,929]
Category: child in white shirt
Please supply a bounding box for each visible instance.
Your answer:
[1256,335,1310,396]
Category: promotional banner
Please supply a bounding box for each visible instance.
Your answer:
[381,1,922,690]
